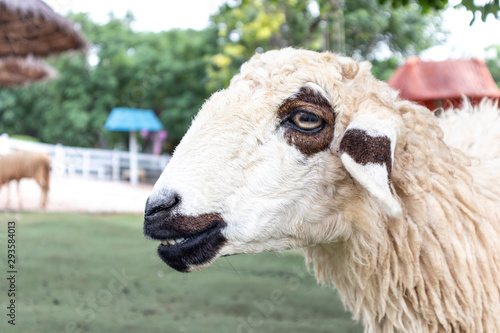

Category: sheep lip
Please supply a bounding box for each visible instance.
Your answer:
[155,221,227,272]
[157,223,217,247]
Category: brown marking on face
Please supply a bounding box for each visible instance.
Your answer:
[278,86,335,156]
[167,214,224,234]
[144,211,226,237]
[339,129,392,179]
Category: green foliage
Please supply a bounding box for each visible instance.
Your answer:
[381,0,446,12]
[370,58,401,81]
[381,0,500,23]
[10,134,40,142]
[209,0,444,87]
[343,0,442,58]
[0,212,363,333]
[0,3,447,150]
[0,13,218,150]
[486,45,500,88]
[460,0,500,23]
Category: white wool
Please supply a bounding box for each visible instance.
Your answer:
[439,98,500,160]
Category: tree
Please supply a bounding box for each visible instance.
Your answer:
[382,0,500,22]
[486,45,500,88]
[0,13,219,151]
[208,0,443,87]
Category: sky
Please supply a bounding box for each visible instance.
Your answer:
[422,5,500,60]
[45,0,227,31]
[44,0,500,61]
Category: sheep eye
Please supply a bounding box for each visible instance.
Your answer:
[289,111,324,133]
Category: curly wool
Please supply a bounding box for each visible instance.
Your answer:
[305,92,500,332]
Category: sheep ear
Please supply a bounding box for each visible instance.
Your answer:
[339,115,402,218]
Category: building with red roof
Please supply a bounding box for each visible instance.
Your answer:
[387,57,500,110]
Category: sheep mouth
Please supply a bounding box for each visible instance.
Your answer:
[144,214,227,272]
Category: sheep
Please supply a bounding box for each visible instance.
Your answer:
[143,48,500,332]
[122,168,147,183]
[0,150,51,209]
[439,97,500,160]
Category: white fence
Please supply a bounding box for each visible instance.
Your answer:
[0,133,170,184]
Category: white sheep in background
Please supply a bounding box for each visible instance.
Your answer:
[439,97,500,160]
[0,151,51,209]
[143,48,500,332]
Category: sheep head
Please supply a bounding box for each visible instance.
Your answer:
[144,48,403,272]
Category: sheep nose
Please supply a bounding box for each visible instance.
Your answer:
[144,191,180,217]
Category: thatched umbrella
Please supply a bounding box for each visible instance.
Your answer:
[0,0,86,57]
[0,55,56,86]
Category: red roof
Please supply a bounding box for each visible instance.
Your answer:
[388,57,500,102]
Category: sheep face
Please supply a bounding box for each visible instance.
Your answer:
[144,48,403,272]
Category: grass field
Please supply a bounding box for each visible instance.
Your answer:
[0,212,362,333]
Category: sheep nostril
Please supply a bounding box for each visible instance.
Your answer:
[145,192,180,217]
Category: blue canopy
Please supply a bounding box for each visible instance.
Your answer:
[105,108,163,132]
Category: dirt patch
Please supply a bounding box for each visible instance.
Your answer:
[0,174,153,213]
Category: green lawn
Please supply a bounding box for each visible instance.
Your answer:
[0,212,362,333]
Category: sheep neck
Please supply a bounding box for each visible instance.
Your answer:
[306,190,500,333]
[304,105,500,332]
